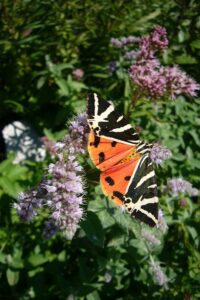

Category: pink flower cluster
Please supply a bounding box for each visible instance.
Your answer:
[72,68,84,80]
[128,26,200,99]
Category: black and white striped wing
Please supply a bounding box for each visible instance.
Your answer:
[87,93,140,145]
[124,154,158,226]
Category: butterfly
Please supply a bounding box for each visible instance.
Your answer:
[87,93,158,226]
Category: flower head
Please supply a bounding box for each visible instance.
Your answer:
[168,178,198,196]
[111,36,140,48]
[64,113,89,154]
[150,259,168,289]
[150,143,172,165]
[41,136,61,158]
[72,68,84,80]
[143,230,161,246]
[128,26,199,99]
[157,209,168,233]
[129,60,167,98]
[150,26,168,50]
[164,66,200,98]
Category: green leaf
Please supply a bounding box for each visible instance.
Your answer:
[56,78,69,96]
[86,291,101,300]
[190,40,200,49]
[37,76,46,89]
[28,254,49,267]
[189,130,200,146]
[81,212,105,247]
[6,269,19,286]
[176,55,197,64]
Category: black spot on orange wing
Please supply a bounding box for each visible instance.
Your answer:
[94,135,100,147]
[124,176,131,181]
[111,141,117,147]
[105,176,115,186]
[99,152,105,163]
[113,191,124,201]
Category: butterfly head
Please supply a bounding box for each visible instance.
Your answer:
[88,119,101,136]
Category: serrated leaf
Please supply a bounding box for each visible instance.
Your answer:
[81,211,105,247]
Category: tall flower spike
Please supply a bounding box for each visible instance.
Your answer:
[157,209,168,233]
[45,153,85,240]
[150,258,168,289]
[15,113,87,239]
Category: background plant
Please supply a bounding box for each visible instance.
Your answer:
[0,0,200,299]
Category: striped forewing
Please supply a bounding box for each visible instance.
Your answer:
[87,93,140,145]
[124,154,158,226]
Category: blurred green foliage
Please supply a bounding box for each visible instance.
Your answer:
[0,0,200,299]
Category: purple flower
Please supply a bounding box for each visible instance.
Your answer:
[41,136,59,158]
[44,154,85,239]
[108,61,117,73]
[43,220,58,239]
[164,66,200,98]
[150,26,168,50]
[124,50,139,60]
[14,190,43,221]
[157,209,168,233]
[15,113,88,239]
[142,230,161,246]
[128,26,200,99]
[64,113,89,154]
[138,37,155,60]
[150,259,168,289]
[150,143,172,165]
[72,68,84,80]
[110,37,123,48]
[168,178,198,196]
[111,36,140,48]
[129,60,166,98]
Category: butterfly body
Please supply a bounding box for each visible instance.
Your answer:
[87,93,158,227]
